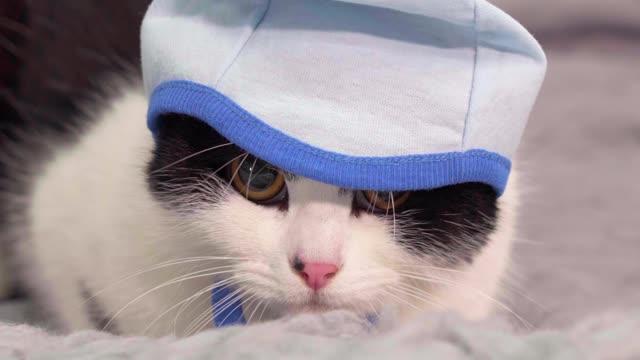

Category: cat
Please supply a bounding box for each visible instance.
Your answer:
[1,1,519,337]
[2,81,520,336]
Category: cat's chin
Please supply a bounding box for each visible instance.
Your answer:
[286,295,367,316]
[289,304,352,318]
[288,297,333,313]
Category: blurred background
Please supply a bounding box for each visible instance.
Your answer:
[0,0,638,329]
[495,0,640,327]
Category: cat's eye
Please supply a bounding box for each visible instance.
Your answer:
[356,190,411,212]
[229,156,287,203]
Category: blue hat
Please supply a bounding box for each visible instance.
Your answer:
[141,0,546,195]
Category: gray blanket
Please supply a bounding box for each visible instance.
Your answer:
[1,0,639,358]
[1,310,639,359]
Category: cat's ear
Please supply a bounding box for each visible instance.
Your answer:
[147,114,240,206]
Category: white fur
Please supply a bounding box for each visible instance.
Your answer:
[19,82,519,336]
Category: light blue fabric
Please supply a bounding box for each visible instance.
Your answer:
[141,0,546,195]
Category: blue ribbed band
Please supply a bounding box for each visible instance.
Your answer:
[148,81,512,195]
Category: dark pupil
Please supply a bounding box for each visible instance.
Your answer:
[238,158,277,191]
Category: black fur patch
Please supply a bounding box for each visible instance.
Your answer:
[359,183,498,263]
[148,114,294,210]
[147,114,245,207]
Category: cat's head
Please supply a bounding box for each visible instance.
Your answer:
[147,113,503,320]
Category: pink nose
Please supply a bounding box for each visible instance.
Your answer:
[296,262,339,291]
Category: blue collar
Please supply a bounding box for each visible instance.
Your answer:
[211,285,246,327]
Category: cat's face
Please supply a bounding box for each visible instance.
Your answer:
[148,114,499,320]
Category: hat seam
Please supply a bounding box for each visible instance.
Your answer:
[213,0,271,88]
[461,0,479,151]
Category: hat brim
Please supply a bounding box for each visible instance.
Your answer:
[148,80,511,195]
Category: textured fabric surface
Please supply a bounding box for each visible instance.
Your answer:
[142,0,546,194]
[1,310,639,359]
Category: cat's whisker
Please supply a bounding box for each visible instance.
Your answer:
[374,297,386,320]
[398,263,544,311]
[150,142,234,175]
[385,193,391,217]
[498,279,547,312]
[172,259,220,295]
[171,280,216,332]
[245,157,258,200]
[187,286,249,336]
[245,161,272,199]
[185,280,250,334]
[326,273,402,311]
[88,257,246,302]
[396,271,532,329]
[225,153,249,191]
[258,300,271,323]
[391,192,397,242]
[365,299,380,320]
[394,283,446,309]
[183,290,237,336]
[212,153,248,178]
[144,274,250,335]
[380,288,421,312]
[218,291,259,328]
[172,275,250,334]
[103,268,241,331]
[387,284,438,309]
[149,152,249,207]
[327,279,395,309]
[366,191,377,214]
[183,306,214,337]
[394,263,470,274]
[144,283,216,336]
[246,298,264,324]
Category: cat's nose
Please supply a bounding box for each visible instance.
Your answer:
[293,260,339,291]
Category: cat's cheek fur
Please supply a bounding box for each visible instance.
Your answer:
[16,86,214,335]
[422,174,518,321]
